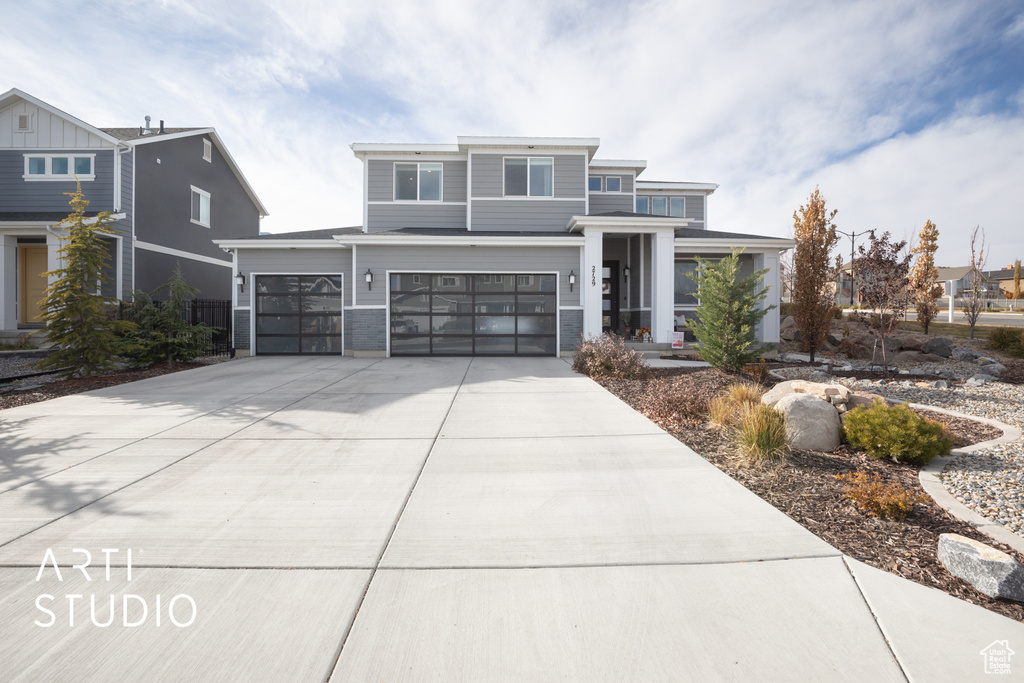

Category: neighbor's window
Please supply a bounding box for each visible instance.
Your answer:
[395,162,442,201]
[504,157,553,197]
[23,154,96,181]
[588,176,602,192]
[635,196,649,214]
[674,260,700,305]
[605,176,621,192]
[191,186,211,227]
[670,197,685,217]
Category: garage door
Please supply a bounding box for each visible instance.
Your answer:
[254,275,343,354]
[390,273,557,356]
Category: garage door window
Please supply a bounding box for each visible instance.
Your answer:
[255,275,342,354]
[390,273,556,355]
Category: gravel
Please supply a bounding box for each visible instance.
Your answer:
[831,375,1024,538]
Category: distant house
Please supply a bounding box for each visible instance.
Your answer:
[983,265,1020,298]
[0,88,267,341]
[936,266,996,298]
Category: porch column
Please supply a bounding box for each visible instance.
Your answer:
[0,236,16,331]
[759,251,781,344]
[650,229,674,344]
[582,228,604,338]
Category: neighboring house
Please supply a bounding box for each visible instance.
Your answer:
[836,261,856,305]
[0,88,267,339]
[982,265,1020,298]
[936,266,996,298]
[216,136,793,357]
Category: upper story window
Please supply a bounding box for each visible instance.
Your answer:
[588,176,602,192]
[191,186,211,227]
[203,138,212,162]
[635,197,648,214]
[395,162,442,201]
[670,197,685,217]
[23,154,95,181]
[504,157,553,197]
[651,197,668,216]
[605,176,621,192]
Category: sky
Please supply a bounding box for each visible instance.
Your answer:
[4,0,1023,269]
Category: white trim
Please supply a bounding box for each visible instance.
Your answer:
[589,159,647,176]
[249,272,345,356]
[674,240,795,251]
[190,185,211,228]
[636,181,718,193]
[231,248,238,309]
[123,128,214,145]
[135,240,233,267]
[351,244,357,308]
[466,151,473,231]
[131,147,136,293]
[234,305,251,310]
[480,196,583,202]
[559,305,584,310]
[22,153,97,181]
[362,157,369,233]
[335,235,583,247]
[568,215,690,232]
[214,239,345,249]
[351,143,462,156]
[369,201,467,206]
[348,304,387,310]
[106,233,123,300]
[113,148,121,210]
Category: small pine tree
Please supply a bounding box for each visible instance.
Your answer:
[36,182,133,378]
[119,263,212,367]
[688,247,775,372]
[910,219,941,334]
[791,187,840,362]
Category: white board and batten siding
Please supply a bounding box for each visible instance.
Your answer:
[0,100,114,149]
[355,244,582,308]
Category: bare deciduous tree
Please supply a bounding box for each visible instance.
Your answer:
[910,220,941,334]
[791,187,840,362]
[854,231,912,377]
[961,226,988,339]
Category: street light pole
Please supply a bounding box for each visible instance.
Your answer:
[835,229,868,306]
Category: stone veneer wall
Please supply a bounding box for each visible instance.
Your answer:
[560,309,583,353]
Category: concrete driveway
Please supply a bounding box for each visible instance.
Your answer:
[0,357,1021,681]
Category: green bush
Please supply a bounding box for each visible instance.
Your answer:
[735,403,790,465]
[842,402,952,465]
[572,334,651,379]
[989,326,1024,358]
[780,301,795,318]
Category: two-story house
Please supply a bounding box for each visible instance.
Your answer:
[0,88,267,342]
[216,136,793,357]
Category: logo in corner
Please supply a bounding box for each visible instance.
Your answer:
[980,640,1014,675]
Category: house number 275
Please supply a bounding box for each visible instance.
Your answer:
[591,265,596,286]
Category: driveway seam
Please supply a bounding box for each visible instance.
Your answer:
[322,357,474,683]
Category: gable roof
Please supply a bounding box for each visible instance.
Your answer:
[0,87,121,145]
[101,127,204,141]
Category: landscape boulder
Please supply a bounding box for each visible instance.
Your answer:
[775,393,841,452]
[977,363,1007,376]
[920,337,954,358]
[966,374,994,386]
[952,347,980,362]
[937,534,1024,602]
[761,380,851,407]
[845,392,890,411]
[782,316,796,329]
[900,337,922,351]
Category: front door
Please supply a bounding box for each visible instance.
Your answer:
[602,261,619,334]
[19,245,48,326]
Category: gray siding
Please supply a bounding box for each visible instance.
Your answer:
[587,173,634,193]
[367,159,466,202]
[238,246,352,304]
[135,249,234,301]
[134,135,259,276]
[471,154,585,199]
[588,193,632,215]
[686,194,706,226]
[355,244,582,308]
[560,309,583,352]
[471,199,585,232]
[367,203,467,232]
[0,149,115,212]
[119,152,134,296]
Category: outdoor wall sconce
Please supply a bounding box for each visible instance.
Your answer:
[234,272,245,290]
[568,270,576,292]
[623,265,630,282]
[365,269,374,290]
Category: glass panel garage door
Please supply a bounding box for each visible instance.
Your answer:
[255,275,343,354]
[390,273,557,356]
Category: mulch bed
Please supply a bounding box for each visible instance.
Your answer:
[598,366,1024,623]
[0,363,210,411]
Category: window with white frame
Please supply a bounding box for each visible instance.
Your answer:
[674,260,700,305]
[395,162,442,201]
[635,196,649,214]
[670,197,685,217]
[203,138,212,162]
[190,186,211,227]
[23,154,95,181]
[504,157,553,197]
[651,196,668,216]
[588,176,602,192]
[605,176,621,192]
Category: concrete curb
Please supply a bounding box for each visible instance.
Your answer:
[909,402,1024,554]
